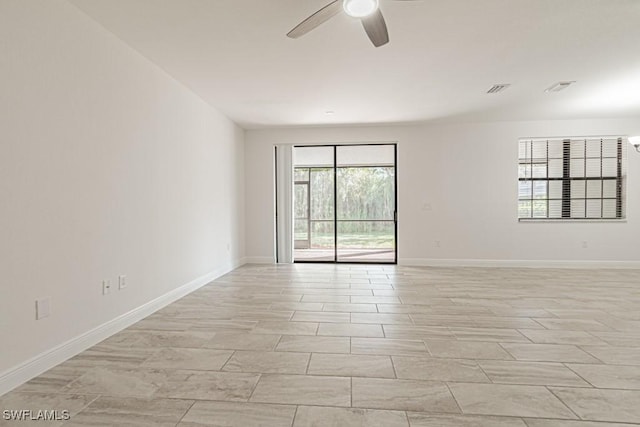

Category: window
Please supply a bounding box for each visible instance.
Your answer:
[518,137,626,220]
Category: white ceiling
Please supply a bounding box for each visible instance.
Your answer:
[69,0,640,129]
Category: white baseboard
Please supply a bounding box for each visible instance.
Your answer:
[244,256,275,264]
[0,258,246,397]
[399,258,640,269]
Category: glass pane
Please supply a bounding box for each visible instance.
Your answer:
[548,159,563,178]
[532,141,547,160]
[294,184,308,219]
[571,199,586,218]
[294,146,334,167]
[532,200,547,218]
[586,200,602,218]
[602,158,618,177]
[586,158,601,177]
[336,167,395,220]
[549,181,563,199]
[533,181,547,199]
[549,200,562,218]
[532,164,547,178]
[586,139,602,158]
[586,180,602,198]
[602,139,619,157]
[336,145,394,167]
[571,180,586,199]
[294,219,308,242]
[310,168,334,220]
[603,199,617,218]
[548,141,563,159]
[518,181,531,199]
[310,221,334,249]
[570,140,585,158]
[518,164,531,179]
[337,221,395,263]
[519,141,531,160]
[603,179,617,198]
[294,168,309,182]
[518,200,532,218]
[570,159,585,177]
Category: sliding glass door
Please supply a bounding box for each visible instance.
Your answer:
[293,144,396,264]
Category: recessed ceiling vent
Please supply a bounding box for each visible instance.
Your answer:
[545,81,576,92]
[487,84,511,94]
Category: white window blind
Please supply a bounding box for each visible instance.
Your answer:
[518,137,626,220]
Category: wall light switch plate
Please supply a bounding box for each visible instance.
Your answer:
[102,280,111,295]
[118,275,127,290]
[36,297,51,320]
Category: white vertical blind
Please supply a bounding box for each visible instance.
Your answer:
[275,145,294,263]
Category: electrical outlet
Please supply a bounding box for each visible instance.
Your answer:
[435,240,441,248]
[118,275,127,290]
[36,298,51,320]
[582,241,588,249]
[102,280,111,295]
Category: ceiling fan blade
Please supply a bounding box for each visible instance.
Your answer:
[361,9,389,47]
[287,0,342,39]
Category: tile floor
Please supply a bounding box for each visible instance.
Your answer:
[2,264,640,426]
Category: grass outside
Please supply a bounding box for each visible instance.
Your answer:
[295,232,395,249]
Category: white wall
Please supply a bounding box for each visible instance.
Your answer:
[0,0,245,382]
[245,119,640,266]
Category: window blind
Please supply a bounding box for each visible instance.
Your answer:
[518,137,626,220]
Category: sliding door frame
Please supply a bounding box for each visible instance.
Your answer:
[293,143,398,265]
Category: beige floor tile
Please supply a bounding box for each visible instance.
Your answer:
[275,335,350,353]
[426,339,513,360]
[178,401,296,427]
[204,333,281,351]
[351,313,413,324]
[63,345,157,369]
[352,377,460,412]
[452,328,530,342]
[323,303,378,313]
[580,346,640,365]
[478,360,590,387]
[408,413,528,427]
[250,374,351,407]
[533,318,612,332]
[307,353,395,378]
[550,387,640,423]
[63,367,169,398]
[351,296,402,304]
[141,348,233,371]
[156,370,260,401]
[252,321,318,335]
[590,331,640,347]
[13,365,87,394]
[567,363,640,389]
[223,350,310,374]
[393,356,489,382]
[448,383,577,419]
[64,396,193,427]
[317,323,384,337]
[382,325,453,340]
[500,343,599,363]
[351,338,428,356]
[518,330,606,346]
[293,406,409,427]
[291,311,351,323]
[100,330,215,349]
[270,302,324,312]
[301,295,350,303]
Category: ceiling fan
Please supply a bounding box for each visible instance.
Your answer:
[287,0,418,48]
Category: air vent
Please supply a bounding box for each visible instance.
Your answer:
[487,84,511,94]
[545,81,576,92]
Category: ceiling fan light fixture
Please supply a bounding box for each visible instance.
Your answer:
[343,0,379,18]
